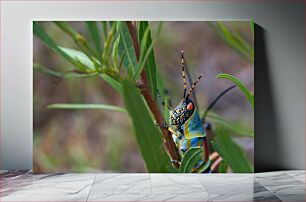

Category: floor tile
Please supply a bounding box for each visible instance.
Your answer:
[1,173,34,196]
[0,194,88,202]
[1,173,96,195]
[88,194,211,202]
[286,170,306,183]
[198,174,254,195]
[1,170,306,202]
[252,194,282,202]
[253,181,274,195]
[256,173,305,195]
[275,194,306,202]
[90,174,151,195]
[210,194,281,202]
[150,174,208,195]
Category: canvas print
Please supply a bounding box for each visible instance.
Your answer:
[33,21,254,173]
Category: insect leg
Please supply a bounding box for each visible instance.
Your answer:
[171,160,181,165]
[154,121,178,136]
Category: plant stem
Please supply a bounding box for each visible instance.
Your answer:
[126,21,181,168]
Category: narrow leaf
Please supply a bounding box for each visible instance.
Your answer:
[47,103,127,113]
[86,21,102,57]
[33,22,84,69]
[54,46,122,93]
[34,63,97,79]
[34,22,121,94]
[209,22,253,62]
[205,112,253,137]
[101,21,108,41]
[54,21,99,60]
[218,159,228,173]
[179,147,202,173]
[117,22,137,74]
[211,128,253,173]
[216,73,254,108]
[100,74,122,93]
[59,46,98,69]
[122,79,170,172]
[136,21,159,99]
[250,20,254,38]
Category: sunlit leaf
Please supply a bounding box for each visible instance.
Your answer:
[57,47,122,93]
[59,47,98,69]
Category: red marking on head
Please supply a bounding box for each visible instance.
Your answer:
[187,103,193,110]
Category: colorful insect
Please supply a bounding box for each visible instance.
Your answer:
[158,50,235,173]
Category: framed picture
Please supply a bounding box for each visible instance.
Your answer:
[33,21,254,173]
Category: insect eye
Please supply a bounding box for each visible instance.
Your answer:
[187,103,193,110]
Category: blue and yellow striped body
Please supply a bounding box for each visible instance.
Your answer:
[171,109,211,173]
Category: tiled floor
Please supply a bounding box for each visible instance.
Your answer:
[0,170,305,201]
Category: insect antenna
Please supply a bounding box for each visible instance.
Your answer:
[181,50,187,98]
[202,85,236,123]
[186,74,203,98]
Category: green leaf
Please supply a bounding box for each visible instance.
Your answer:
[54,22,99,62]
[55,46,122,93]
[122,79,170,172]
[156,70,170,123]
[100,74,122,93]
[211,128,253,173]
[136,24,150,77]
[206,112,253,137]
[59,46,98,69]
[33,22,85,70]
[167,165,180,173]
[250,20,254,38]
[33,63,97,79]
[216,73,254,108]
[47,103,127,113]
[136,21,159,100]
[101,21,108,41]
[179,147,202,173]
[209,22,253,62]
[34,22,122,94]
[117,22,137,74]
[86,21,102,57]
[112,35,120,70]
[218,159,228,173]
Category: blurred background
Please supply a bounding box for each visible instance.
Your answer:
[33,21,253,173]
